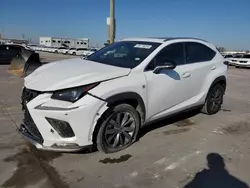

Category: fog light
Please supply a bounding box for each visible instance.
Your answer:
[46,117,75,138]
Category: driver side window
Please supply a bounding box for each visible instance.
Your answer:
[155,43,185,66]
[146,43,185,71]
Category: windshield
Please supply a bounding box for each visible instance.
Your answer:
[86,41,160,68]
[234,54,243,58]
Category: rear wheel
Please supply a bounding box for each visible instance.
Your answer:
[96,104,140,153]
[201,84,224,115]
[72,52,76,55]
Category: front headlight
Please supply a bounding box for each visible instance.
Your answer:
[51,83,99,102]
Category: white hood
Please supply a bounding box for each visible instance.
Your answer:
[24,58,131,91]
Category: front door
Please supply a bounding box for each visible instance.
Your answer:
[144,42,192,120]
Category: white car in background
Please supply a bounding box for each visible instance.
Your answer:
[82,48,98,57]
[54,47,68,54]
[232,54,250,68]
[65,48,76,54]
[223,54,234,66]
[20,37,227,153]
[69,48,88,55]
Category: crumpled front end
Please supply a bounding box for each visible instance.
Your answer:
[20,87,107,152]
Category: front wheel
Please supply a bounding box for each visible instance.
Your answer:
[201,84,224,115]
[96,104,140,153]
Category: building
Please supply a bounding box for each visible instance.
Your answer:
[39,36,89,49]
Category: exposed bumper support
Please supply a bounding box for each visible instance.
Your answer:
[19,124,87,152]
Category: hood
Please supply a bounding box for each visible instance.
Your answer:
[24,58,131,91]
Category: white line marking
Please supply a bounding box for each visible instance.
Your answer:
[155,157,169,165]
[164,151,202,171]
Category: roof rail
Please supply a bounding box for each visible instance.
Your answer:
[163,37,207,42]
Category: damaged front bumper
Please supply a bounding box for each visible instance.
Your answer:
[19,124,86,152]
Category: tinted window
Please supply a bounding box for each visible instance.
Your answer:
[8,45,22,51]
[77,48,87,51]
[155,43,185,66]
[242,54,250,58]
[58,41,61,43]
[185,42,216,63]
[87,41,160,69]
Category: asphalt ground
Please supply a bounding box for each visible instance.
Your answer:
[0,52,250,188]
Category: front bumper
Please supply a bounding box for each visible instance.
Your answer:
[21,88,106,151]
[234,63,250,68]
[19,124,85,152]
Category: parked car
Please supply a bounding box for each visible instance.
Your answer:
[68,48,88,55]
[223,54,234,66]
[65,48,76,54]
[20,37,227,153]
[231,54,250,68]
[53,47,68,54]
[0,44,34,64]
[82,48,98,57]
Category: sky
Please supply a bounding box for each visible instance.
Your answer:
[0,0,250,50]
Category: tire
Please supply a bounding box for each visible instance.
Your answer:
[55,50,58,53]
[73,52,76,55]
[201,84,224,115]
[96,104,140,153]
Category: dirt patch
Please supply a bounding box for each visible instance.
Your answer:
[2,145,68,188]
[222,121,250,135]
[99,154,132,164]
[163,128,190,136]
[174,119,195,127]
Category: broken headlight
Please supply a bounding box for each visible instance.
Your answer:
[51,83,99,102]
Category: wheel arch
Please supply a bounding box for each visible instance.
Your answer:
[105,92,146,123]
[91,92,146,146]
[204,75,227,105]
[210,75,227,92]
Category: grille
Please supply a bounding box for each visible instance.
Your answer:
[21,88,43,143]
[21,88,41,109]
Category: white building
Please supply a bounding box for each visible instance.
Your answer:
[39,36,89,49]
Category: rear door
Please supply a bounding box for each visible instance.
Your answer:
[183,42,217,101]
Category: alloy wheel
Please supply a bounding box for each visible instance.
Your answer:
[209,87,222,112]
[104,112,136,149]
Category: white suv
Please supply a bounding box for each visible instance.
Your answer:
[20,37,228,153]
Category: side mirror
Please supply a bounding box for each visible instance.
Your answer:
[153,61,176,74]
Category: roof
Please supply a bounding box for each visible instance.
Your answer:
[122,37,207,43]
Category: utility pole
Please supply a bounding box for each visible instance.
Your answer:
[109,0,115,44]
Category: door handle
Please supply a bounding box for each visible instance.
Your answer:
[211,66,216,70]
[182,72,191,78]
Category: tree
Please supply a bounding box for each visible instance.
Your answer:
[217,47,226,52]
